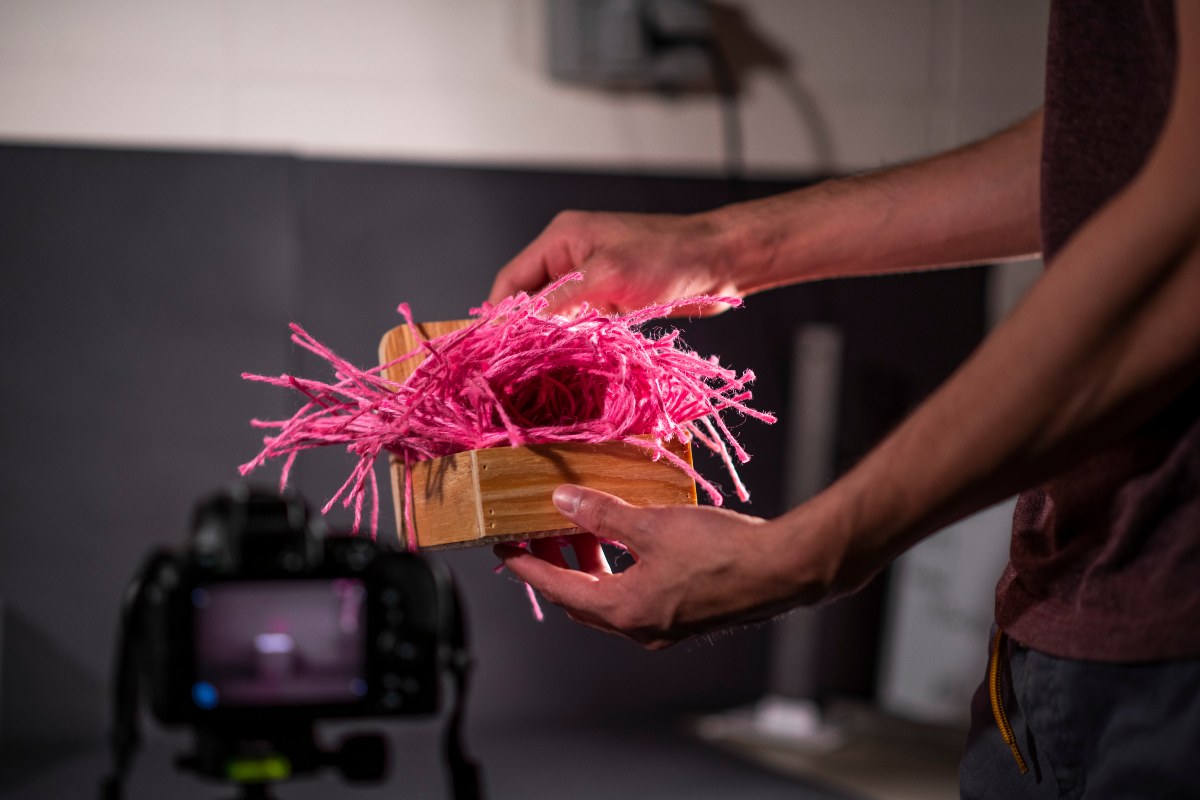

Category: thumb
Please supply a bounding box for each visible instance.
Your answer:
[553,484,650,546]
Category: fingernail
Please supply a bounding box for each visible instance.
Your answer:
[553,484,582,516]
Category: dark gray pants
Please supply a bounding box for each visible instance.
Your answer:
[959,634,1200,799]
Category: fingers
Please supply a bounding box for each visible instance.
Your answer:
[541,276,588,316]
[515,533,610,575]
[569,532,612,575]
[494,543,607,613]
[495,543,675,648]
[489,248,549,305]
[529,537,569,568]
[490,211,588,305]
[663,299,735,319]
[552,484,651,549]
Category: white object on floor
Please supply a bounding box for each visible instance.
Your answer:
[693,699,964,800]
[693,695,846,753]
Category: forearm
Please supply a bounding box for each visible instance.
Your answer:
[706,109,1044,294]
[786,98,1200,596]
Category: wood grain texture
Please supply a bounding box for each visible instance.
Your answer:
[378,321,698,550]
[378,318,475,385]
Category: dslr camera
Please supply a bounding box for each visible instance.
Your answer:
[102,486,480,799]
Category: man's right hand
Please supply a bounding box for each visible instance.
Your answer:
[487,209,745,316]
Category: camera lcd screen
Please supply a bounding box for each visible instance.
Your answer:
[190,579,367,709]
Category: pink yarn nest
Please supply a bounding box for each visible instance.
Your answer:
[240,273,775,545]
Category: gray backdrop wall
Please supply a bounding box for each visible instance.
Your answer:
[0,144,985,752]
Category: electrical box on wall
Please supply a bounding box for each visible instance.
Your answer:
[548,0,716,91]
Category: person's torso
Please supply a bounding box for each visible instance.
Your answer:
[996,0,1200,661]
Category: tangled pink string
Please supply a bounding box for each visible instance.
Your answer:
[239,273,775,543]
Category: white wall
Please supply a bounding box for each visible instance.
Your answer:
[0,0,1048,173]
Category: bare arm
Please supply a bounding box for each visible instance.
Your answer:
[802,28,1200,593]
[489,110,1042,313]
[720,109,1042,291]
[497,8,1200,647]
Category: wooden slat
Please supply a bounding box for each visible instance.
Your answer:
[406,449,487,548]
[378,320,698,550]
[378,318,475,385]
[380,319,475,548]
[400,436,697,550]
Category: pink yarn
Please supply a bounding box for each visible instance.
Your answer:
[240,272,775,541]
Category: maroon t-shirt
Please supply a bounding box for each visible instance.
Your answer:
[995,0,1200,661]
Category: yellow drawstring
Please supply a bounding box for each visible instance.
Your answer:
[988,627,1030,775]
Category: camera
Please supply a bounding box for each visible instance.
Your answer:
[102,486,480,799]
[146,487,445,724]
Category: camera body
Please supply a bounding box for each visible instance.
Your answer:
[140,487,450,731]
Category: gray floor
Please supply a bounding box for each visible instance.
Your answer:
[0,720,854,800]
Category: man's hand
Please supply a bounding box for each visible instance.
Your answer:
[486,111,1049,647]
[488,111,1044,318]
[494,485,843,649]
[488,210,744,317]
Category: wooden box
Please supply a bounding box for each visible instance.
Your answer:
[379,320,697,550]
